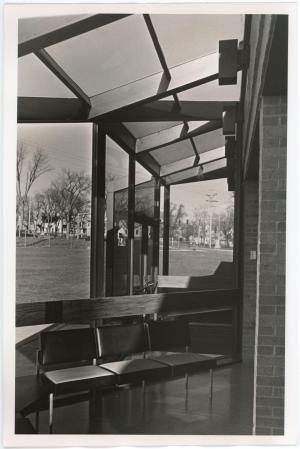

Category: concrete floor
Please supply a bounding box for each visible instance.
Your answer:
[23,362,254,435]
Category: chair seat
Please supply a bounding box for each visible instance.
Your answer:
[149,352,217,377]
[43,365,116,394]
[100,358,170,384]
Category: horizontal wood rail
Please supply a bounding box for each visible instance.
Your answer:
[16,289,241,327]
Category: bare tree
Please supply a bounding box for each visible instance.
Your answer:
[169,203,187,239]
[50,169,91,239]
[219,205,234,247]
[16,142,51,235]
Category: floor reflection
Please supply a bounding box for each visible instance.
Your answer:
[26,362,254,435]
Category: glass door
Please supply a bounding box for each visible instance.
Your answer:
[133,221,154,294]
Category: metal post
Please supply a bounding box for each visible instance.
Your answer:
[142,380,146,421]
[163,185,170,275]
[49,393,54,433]
[142,224,148,285]
[152,178,160,285]
[185,372,189,410]
[128,156,135,295]
[35,411,39,433]
[209,369,213,409]
[90,123,106,299]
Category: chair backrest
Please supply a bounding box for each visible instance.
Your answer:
[97,323,148,358]
[147,319,190,351]
[40,328,97,367]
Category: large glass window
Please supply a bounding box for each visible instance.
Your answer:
[105,137,129,296]
[16,123,92,304]
[133,163,154,293]
[168,178,234,289]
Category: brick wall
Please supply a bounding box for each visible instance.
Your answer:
[254,95,286,435]
[242,181,258,361]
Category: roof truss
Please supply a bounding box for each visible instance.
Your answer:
[94,100,237,122]
[19,14,131,57]
[17,13,242,187]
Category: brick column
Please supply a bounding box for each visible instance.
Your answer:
[242,180,258,361]
[253,96,287,435]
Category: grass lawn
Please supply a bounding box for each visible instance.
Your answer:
[164,248,233,277]
[16,245,233,303]
[16,247,90,303]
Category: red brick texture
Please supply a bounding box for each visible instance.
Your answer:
[254,95,286,435]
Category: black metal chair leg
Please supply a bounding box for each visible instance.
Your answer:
[35,410,39,433]
[49,393,54,434]
[185,373,189,410]
[209,369,213,409]
[142,380,146,421]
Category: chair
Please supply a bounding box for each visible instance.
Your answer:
[97,323,170,385]
[38,328,116,433]
[147,319,219,406]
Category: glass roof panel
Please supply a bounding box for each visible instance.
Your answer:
[193,128,225,155]
[160,146,225,176]
[164,166,202,185]
[150,14,244,68]
[178,72,242,102]
[124,122,181,139]
[18,54,76,98]
[203,157,227,173]
[161,155,195,176]
[164,157,227,185]
[18,15,91,46]
[200,147,225,163]
[151,139,195,166]
[47,15,162,96]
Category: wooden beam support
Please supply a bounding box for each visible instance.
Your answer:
[90,124,106,298]
[96,100,237,123]
[35,49,91,106]
[16,288,242,326]
[163,186,170,275]
[89,52,220,120]
[19,14,131,57]
[18,97,89,122]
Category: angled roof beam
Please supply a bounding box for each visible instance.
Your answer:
[18,97,90,122]
[172,167,228,185]
[143,15,193,155]
[94,100,237,122]
[143,14,171,81]
[89,52,221,120]
[19,14,131,57]
[102,123,161,178]
[135,120,221,154]
[35,49,91,107]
